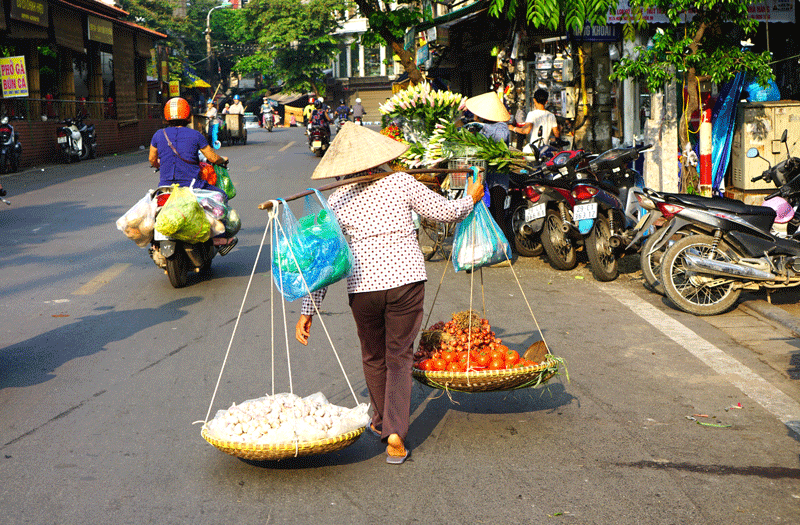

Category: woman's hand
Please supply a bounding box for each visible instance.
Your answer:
[466,171,485,205]
[295,314,312,345]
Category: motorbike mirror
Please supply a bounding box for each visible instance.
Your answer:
[0,116,7,125]
[746,148,760,158]
[781,129,788,143]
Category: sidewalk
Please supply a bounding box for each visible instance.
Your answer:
[739,288,800,338]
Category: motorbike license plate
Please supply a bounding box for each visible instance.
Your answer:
[312,140,322,148]
[573,203,597,221]
[57,136,67,143]
[524,203,546,222]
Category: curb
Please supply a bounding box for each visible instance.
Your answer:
[739,300,800,338]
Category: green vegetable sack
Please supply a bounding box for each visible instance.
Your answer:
[155,185,211,243]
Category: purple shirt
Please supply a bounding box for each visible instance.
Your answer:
[151,127,210,189]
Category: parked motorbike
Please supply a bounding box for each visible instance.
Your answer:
[568,143,653,281]
[658,129,800,315]
[148,184,238,288]
[0,116,22,174]
[56,114,96,163]
[308,125,330,157]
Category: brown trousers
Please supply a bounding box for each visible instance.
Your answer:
[349,281,425,442]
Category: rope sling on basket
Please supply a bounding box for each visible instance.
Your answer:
[198,197,370,461]
[412,168,567,394]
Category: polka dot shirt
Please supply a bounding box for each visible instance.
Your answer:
[301,172,473,316]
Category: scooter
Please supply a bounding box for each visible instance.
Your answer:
[0,116,22,174]
[568,143,653,281]
[335,115,348,133]
[264,111,274,132]
[76,114,97,159]
[148,184,238,288]
[658,129,800,315]
[57,114,95,163]
[308,125,330,157]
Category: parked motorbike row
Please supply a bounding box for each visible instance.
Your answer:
[507,128,800,317]
[0,116,22,175]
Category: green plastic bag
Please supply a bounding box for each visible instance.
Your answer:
[155,184,211,243]
[214,165,236,200]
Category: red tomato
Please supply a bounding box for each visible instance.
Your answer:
[441,350,456,363]
[446,362,462,372]
[505,350,520,366]
[475,353,491,367]
[490,349,505,362]
[488,359,505,370]
[432,358,447,371]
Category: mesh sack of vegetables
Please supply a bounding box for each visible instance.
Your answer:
[452,200,511,272]
[271,189,354,301]
[214,165,236,200]
[155,184,211,243]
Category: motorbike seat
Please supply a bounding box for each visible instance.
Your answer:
[669,193,777,218]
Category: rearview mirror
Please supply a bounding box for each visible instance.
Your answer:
[746,148,760,158]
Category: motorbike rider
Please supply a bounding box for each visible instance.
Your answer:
[309,100,331,137]
[335,99,350,121]
[352,98,366,124]
[260,97,274,128]
[149,97,228,195]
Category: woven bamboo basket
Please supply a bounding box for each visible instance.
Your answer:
[201,425,365,461]
[412,356,560,393]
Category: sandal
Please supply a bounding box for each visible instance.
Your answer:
[368,423,381,438]
[386,434,410,464]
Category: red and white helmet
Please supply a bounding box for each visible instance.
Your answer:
[164,97,191,121]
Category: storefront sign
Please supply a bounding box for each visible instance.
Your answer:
[608,0,794,24]
[576,24,622,42]
[416,44,429,67]
[10,0,48,27]
[169,81,180,97]
[88,16,114,46]
[0,56,29,98]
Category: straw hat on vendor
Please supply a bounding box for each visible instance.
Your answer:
[464,91,511,125]
[297,121,484,465]
[311,121,408,180]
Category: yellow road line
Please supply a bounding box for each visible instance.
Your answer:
[73,263,130,295]
[279,141,295,152]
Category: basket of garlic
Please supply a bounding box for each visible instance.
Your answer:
[201,392,370,460]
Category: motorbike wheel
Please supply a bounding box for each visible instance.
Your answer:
[660,234,741,316]
[640,227,689,295]
[9,154,18,173]
[418,217,452,262]
[586,215,619,282]
[242,130,247,145]
[0,154,6,174]
[314,148,324,158]
[79,142,90,161]
[509,203,543,257]
[540,209,578,271]
[166,251,189,288]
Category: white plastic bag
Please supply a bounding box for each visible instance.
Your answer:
[116,192,156,247]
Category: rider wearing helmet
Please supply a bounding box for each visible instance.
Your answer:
[335,99,350,121]
[310,99,331,135]
[149,97,228,192]
[351,97,365,124]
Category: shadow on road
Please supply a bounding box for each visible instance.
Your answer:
[0,297,202,389]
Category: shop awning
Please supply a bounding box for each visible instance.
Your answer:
[267,93,305,105]
[405,0,489,49]
[185,70,210,88]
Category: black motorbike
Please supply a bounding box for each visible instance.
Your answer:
[308,125,330,157]
[658,129,800,315]
[0,116,22,174]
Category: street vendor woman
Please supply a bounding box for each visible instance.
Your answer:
[149,97,228,193]
[295,122,484,464]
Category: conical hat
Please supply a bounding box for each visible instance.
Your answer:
[311,122,409,179]
[465,92,510,123]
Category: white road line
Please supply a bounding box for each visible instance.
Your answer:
[279,142,295,152]
[601,284,800,436]
[247,166,261,172]
[73,263,130,295]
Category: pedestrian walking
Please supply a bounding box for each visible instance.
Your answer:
[295,123,484,464]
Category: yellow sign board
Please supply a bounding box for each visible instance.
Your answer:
[0,56,29,98]
[169,81,180,97]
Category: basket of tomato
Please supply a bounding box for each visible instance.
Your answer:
[412,311,564,393]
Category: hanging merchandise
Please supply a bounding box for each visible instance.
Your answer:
[214,165,237,200]
[116,192,156,247]
[154,185,211,244]
[452,201,512,272]
[271,190,354,302]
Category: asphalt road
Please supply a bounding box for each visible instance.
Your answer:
[1,125,799,524]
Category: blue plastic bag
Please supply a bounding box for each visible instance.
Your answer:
[271,189,354,301]
[452,201,512,272]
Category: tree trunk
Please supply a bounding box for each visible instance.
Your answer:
[573,42,613,152]
[679,67,701,193]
